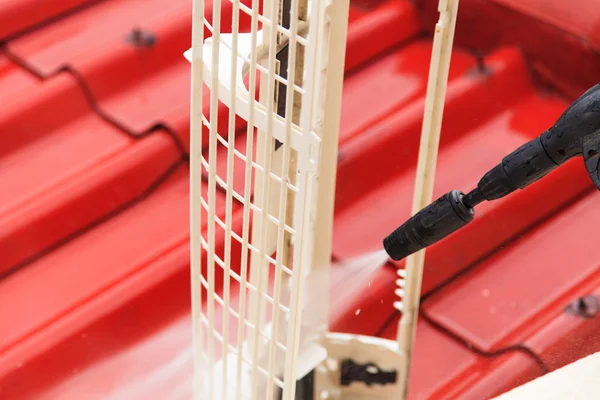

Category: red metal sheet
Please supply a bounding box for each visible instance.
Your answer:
[0,0,94,40]
[378,316,482,400]
[344,0,421,72]
[488,0,600,49]
[417,0,600,98]
[423,191,600,352]
[377,316,543,399]
[31,316,196,399]
[3,0,600,397]
[8,0,416,77]
[0,221,388,398]
[0,169,245,387]
[443,352,542,399]
[7,0,195,78]
[0,169,189,360]
[15,316,538,400]
[0,216,247,399]
[5,0,255,151]
[0,3,430,394]
[0,73,181,276]
[0,244,192,398]
[2,262,396,399]
[330,264,398,335]
[419,190,600,374]
[336,119,519,272]
[6,0,417,153]
[339,40,474,145]
[0,55,38,101]
[333,48,592,294]
[335,47,532,218]
[0,73,90,157]
[525,281,600,371]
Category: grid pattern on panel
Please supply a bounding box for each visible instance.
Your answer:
[190,0,326,397]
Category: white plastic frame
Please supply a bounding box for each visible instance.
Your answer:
[188,0,460,397]
[187,0,350,396]
[396,0,460,396]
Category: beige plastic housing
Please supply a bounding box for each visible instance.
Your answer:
[187,0,460,397]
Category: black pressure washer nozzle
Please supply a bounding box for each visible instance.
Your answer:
[384,82,600,261]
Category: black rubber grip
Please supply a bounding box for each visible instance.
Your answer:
[383,190,475,261]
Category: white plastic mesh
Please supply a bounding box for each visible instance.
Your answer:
[188,0,330,397]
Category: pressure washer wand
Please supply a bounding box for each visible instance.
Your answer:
[383,83,600,261]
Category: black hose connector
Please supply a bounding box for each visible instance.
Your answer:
[383,190,474,261]
[381,82,600,263]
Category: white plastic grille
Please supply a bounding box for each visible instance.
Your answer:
[187,0,337,397]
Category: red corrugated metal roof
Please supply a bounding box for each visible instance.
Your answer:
[416,0,600,97]
[1,0,600,398]
[0,0,95,40]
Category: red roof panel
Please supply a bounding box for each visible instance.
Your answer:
[344,0,421,72]
[416,0,600,97]
[378,317,544,399]
[333,47,592,294]
[7,0,193,77]
[0,243,194,398]
[330,264,398,335]
[0,72,181,276]
[5,0,258,153]
[491,0,600,49]
[0,0,94,40]
[0,55,38,100]
[379,317,481,400]
[0,74,90,156]
[525,284,600,371]
[0,170,189,357]
[0,168,245,392]
[339,40,474,145]
[2,0,600,398]
[451,352,543,399]
[423,191,600,352]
